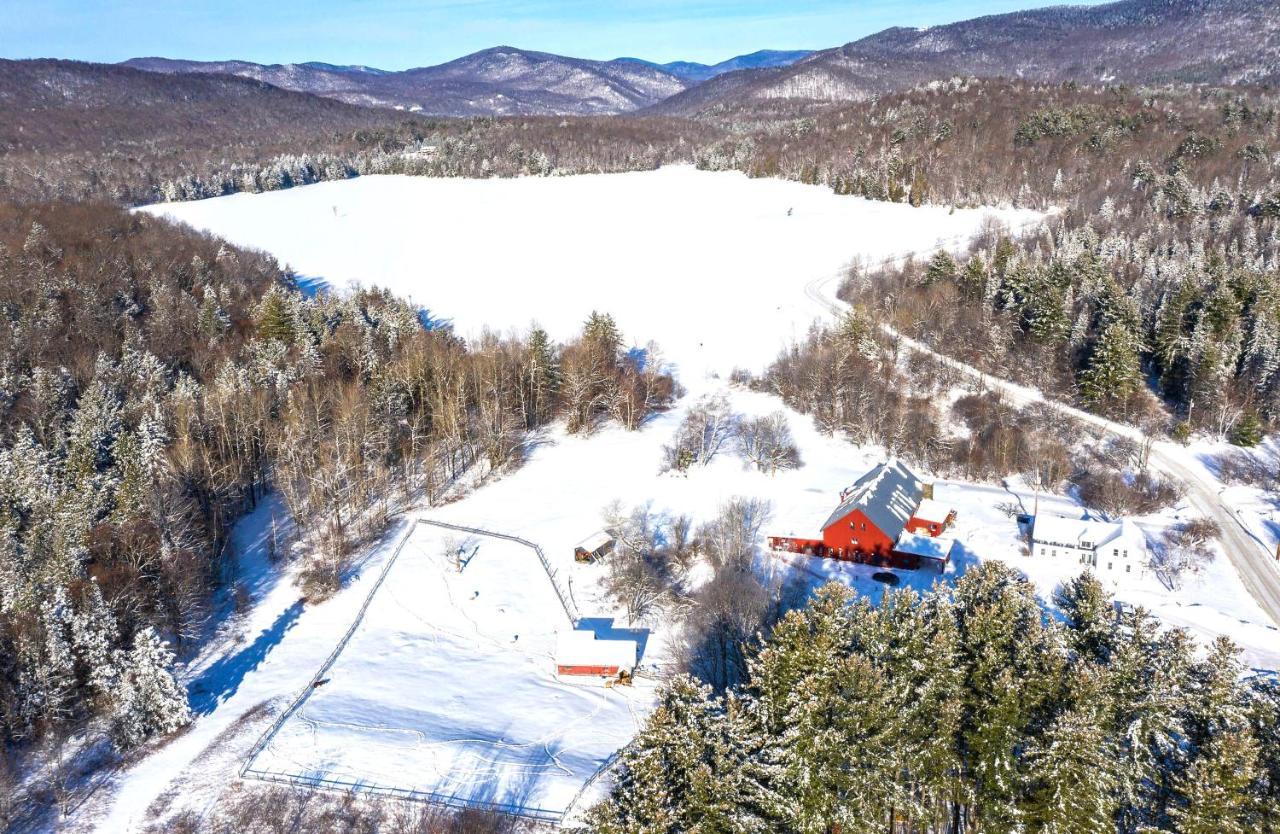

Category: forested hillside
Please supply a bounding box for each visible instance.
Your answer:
[698,79,1280,436]
[0,60,718,204]
[651,0,1280,118]
[0,201,672,816]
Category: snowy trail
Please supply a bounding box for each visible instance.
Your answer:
[803,238,1280,628]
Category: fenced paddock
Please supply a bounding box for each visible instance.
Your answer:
[240,519,651,824]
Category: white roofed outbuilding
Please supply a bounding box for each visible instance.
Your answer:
[555,630,637,679]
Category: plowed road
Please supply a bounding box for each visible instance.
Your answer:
[804,249,1280,628]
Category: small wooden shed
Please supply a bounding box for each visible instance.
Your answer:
[573,530,615,563]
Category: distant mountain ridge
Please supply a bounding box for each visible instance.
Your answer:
[122,47,815,116]
[120,0,1280,120]
[125,48,695,116]
[649,0,1280,117]
[615,50,814,82]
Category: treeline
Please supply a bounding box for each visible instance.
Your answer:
[735,78,1280,436]
[696,79,1278,215]
[0,202,670,799]
[0,60,721,205]
[148,116,723,205]
[590,565,1280,834]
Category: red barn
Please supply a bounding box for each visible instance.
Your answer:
[769,460,956,569]
[819,460,923,559]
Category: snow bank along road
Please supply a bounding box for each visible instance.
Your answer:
[804,246,1280,629]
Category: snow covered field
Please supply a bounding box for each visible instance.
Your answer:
[140,166,1038,381]
[247,524,655,821]
[89,168,1276,831]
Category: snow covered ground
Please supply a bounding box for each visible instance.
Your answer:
[84,168,1276,831]
[1180,437,1280,554]
[247,524,655,822]
[139,166,1038,381]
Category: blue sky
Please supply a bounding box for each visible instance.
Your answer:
[2,0,1110,69]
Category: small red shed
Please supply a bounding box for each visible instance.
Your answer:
[555,630,637,679]
[906,498,956,537]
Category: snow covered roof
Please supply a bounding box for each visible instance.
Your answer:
[894,532,954,562]
[576,530,614,553]
[1031,515,1124,551]
[822,460,924,540]
[912,498,952,525]
[555,630,637,670]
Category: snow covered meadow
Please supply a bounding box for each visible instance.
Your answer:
[140,166,1037,381]
[246,524,654,822]
[99,167,1278,829]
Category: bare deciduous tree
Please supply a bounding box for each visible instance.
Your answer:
[662,394,740,473]
[1151,518,1220,590]
[737,411,802,474]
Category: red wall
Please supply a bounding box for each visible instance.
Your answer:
[557,664,621,677]
[906,517,941,536]
[906,510,953,537]
[823,508,896,557]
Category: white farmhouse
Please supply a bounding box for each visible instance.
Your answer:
[1030,515,1147,574]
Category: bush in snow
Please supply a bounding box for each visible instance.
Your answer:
[1151,518,1220,591]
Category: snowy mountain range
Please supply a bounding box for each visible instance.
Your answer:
[90,0,1280,119]
[122,48,812,116]
[650,0,1280,117]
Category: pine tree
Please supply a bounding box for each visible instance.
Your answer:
[1245,677,1280,834]
[960,255,988,300]
[1023,664,1121,834]
[1107,608,1192,832]
[256,288,295,343]
[111,626,190,751]
[1054,572,1116,663]
[925,250,958,284]
[523,327,560,429]
[583,311,622,366]
[588,675,760,833]
[1170,729,1260,834]
[1080,319,1143,408]
[33,589,76,729]
[70,580,120,705]
[952,564,1061,832]
[1229,411,1264,447]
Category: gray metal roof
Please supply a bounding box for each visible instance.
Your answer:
[821,460,924,541]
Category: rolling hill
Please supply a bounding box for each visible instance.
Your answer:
[125,48,691,116]
[649,0,1280,117]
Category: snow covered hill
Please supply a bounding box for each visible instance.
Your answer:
[649,0,1280,117]
[124,48,691,116]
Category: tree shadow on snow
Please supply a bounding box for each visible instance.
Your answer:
[441,720,567,818]
[187,600,304,715]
